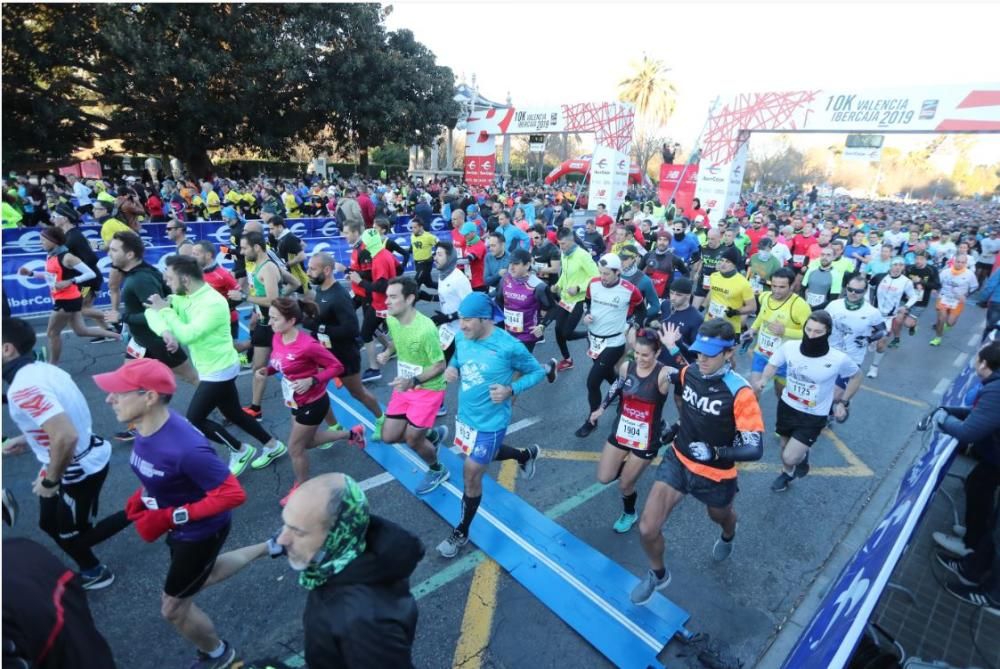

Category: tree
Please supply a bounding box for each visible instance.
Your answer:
[1,4,457,176]
[617,55,677,127]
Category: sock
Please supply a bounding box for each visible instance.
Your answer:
[623,492,638,515]
[456,494,482,536]
[249,403,261,412]
[653,567,666,579]
[207,641,226,659]
[872,351,885,366]
[430,462,443,472]
[721,529,735,542]
[496,444,528,464]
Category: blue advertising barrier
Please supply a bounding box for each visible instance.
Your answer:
[2,216,453,317]
[781,351,985,668]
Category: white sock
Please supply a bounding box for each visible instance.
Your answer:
[207,641,226,659]
[872,351,885,365]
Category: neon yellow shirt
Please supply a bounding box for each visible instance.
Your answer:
[707,272,754,332]
[749,292,812,358]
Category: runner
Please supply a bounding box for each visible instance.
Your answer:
[302,252,386,437]
[18,226,120,365]
[236,231,281,420]
[50,203,108,332]
[619,245,661,325]
[589,327,672,533]
[705,246,756,334]
[409,215,438,298]
[438,292,545,558]
[801,246,846,311]
[376,277,450,494]
[742,267,812,398]
[259,298,365,504]
[755,310,862,492]
[460,222,488,292]
[431,240,472,367]
[352,227,399,382]
[574,254,645,438]
[104,231,199,389]
[188,240,241,340]
[546,226,599,372]
[931,253,979,347]
[669,219,702,269]
[827,274,886,392]
[640,229,688,299]
[529,223,561,288]
[93,358,276,669]
[746,237,782,298]
[867,257,920,378]
[495,248,555,360]
[692,229,725,310]
[631,319,765,605]
[144,254,286,476]
[2,317,128,590]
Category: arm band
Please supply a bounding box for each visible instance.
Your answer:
[599,376,626,411]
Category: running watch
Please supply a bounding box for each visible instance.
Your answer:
[172,507,190,525]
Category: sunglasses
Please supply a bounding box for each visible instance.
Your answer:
[845,287,865,294]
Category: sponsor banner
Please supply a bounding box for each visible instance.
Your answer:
[504,108,566,134]
[657,163,699,213]
[843,146,883,162]
[782,358,981,669]
[802,86,1000,132]
[588,144,628,216]
[463,155,497,187]
[80,159,103,179]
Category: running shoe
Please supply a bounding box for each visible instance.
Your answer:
[371,416,385,442]
[518,444,541,480]
[866,366,879,379]
[794,455,810,479]
[242,405,263,421]
[613,512,637,534]
[630,568,671,605]
[361,368,382,384]
[238,352,251,369]
[228,444,256,477]
[546,358,559,384]
[574,419,597,438]
[935,552,978,586]
[713,534,735,561]
[319,423,343,450]
[929,337,942,346]
[556,358,574,372]
[1,488,18,527]
[427,425,449,447]
[771,472,794,492]
[944,582,1000,614]
[189,640,237,669]
[279,482,300,507]
[348,425,366,450]
[114,429,135,442]
[932,531,973,557]
[80,564,115,590]
[908,326,917,336]
[436,529,469,559]
[415,466,449,495]
[944,323,952,332]
[888,337,901,349]
[250,441,287,470]
[436,404,448,417]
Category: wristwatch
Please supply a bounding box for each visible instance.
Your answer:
[40,478,59,489]
[835,399,850,408]
[172,507,190,525]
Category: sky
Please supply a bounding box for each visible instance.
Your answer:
[384,2,1000,164]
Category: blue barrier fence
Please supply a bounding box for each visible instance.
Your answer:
[782,344,985,668]
[1,216,452,318]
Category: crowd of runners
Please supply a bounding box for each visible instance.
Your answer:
[3,171,1000,668]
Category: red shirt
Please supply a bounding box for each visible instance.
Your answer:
[370,248,397,314]
[464,239,487,289]
[790,233,817,268]
[745,227,768,256]
[350,245,372,299]
[203,264,240,323]
[595,213,615,239]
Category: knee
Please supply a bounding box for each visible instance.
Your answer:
[596,468,616,485]
[637,516,662,542]
[160,595,187,623]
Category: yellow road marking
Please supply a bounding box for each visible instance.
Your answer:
[452,460,518,668]
[860,384,929,408]
[545,449,603,462]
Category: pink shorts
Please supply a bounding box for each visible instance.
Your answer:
[385,388,446,429]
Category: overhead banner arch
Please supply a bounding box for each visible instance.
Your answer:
[696,84,1000,226]
[544,155,647,186]
[463,103,635,215]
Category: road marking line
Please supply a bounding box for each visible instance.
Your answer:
[969,333,982,347]
[953,353,968,368]
[358,471,395,491]
[545,449,603,462]
[506,416,541,434]
[859,385,929,408]
[452,461,518,669]
[824,428,875,477]
[932,378,950,395]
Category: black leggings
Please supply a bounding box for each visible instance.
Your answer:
[414,260,436,300]
[187,377,272,451]
[38,464,131,571]
[554,301,586,359]
[587,344,626,412]
[961,461,1000,579]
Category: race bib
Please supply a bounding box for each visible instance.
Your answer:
[702,274,712,290]
[504,308,524,333]
[913,288,924,303]
[281,377,299,409]
[558,299,574,312]
[587,333,609,359]
[375,309,388,319]
[749,275,763,294]
[793,254,805,265]
[616,415,651,451]
[397,360,422,379]
[454,419,478,456]
[707,301,726,319]
[757,330,780,357]
[317,332,332,349]
[786,378,819,408]
[939,295,959,309]
[439,325,456,350]
[806,292,826,306]
[125,338,147,359]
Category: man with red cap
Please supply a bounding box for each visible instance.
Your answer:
[93,357,275,669]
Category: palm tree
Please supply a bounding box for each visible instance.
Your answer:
[617,54,678,129]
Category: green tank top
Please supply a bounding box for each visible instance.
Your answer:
[251,259,273,316]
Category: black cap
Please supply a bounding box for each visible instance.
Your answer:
[671,277,693,294]
[720,246,742,266]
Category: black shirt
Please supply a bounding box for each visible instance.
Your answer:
[301,281,362,355]
[64,227,100,279]
[660,304,704,363]
[905,263,941,307]
[531,242,561,286]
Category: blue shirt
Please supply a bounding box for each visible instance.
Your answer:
[485,251,511,289]
[670,234,701,264]
[499,222,530,252]
[450,328,544,432]
[982,267,1000,304]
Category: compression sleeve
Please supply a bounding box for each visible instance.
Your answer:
[716,430,764,462]
[184,474,247,521]
[599,374,626,411]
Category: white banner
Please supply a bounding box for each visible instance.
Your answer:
[843,147,883,162]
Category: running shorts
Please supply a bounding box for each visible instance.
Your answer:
[331,346,362,377]
[164,523,230,598]
[775,400,827,447]
[751,352,786,379]
[291,393,330,427]
[465,427,506,466]
[131,337,189,369]
[360,305,385,344]
[936,299,964,318]
[53,297,83,313]
[251,323,274,348]
[655,447,738,509]
[607,416,660,461]
[386,388,446,429]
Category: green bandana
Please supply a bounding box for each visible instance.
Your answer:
[361,228,385,256]
[298,476,370,590]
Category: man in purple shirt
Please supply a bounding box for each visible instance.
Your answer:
[94,358,277,669]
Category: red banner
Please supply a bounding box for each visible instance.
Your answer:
[79,159,103,179]
[658,163,698,213]
[58,164,83,178]
[463,155,496,187]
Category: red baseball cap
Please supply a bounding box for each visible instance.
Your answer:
[93,358,177,395]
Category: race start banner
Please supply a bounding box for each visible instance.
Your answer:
[657,163,699,215]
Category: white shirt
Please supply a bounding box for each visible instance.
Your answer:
[438,269,472,334]
[979,237,1000,265]
[827,298,884,365]
[938,268,979,306]
[771,242,792,267]
[72,181,93,206]
[7,362,110,483]
[882,230,908,253]
[875,274,918,318]
[770,341,860,416]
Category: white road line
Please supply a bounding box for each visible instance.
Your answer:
[932,378,950,396]
[358,472,396,491]
[969,333,982,347]
[507,416,541,434]
[953,353,968,368]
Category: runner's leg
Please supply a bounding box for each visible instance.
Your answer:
[250,346,270,406]
[638,481,685,571]
[45,310,72,365]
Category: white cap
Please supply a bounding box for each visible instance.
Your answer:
[598,253,622,271]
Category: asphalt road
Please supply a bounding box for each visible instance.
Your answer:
[1,301,989,669]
